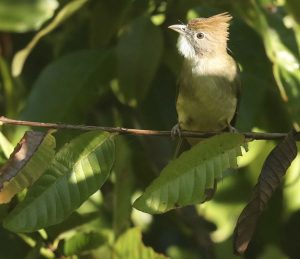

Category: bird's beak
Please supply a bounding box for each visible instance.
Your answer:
[168,24,187,35]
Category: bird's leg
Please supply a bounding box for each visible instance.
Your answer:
[171,123,183,159]
[226,121,238,133]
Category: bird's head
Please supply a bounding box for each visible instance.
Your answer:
[169,13,232,60]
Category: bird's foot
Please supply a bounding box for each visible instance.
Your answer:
[227,123,238,133]
[171,123,182,139]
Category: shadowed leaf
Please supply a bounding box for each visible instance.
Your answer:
[233,130,298,255]
[63,231,106,256]
[12,0,88,77]
[112,15,163,107]
[0,131,56,204]
[20,50,111,122]
[46,211,100,239]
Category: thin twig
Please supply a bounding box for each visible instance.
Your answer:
[0,116,299,140]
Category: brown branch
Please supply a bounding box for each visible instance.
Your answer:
[0,116,299,140]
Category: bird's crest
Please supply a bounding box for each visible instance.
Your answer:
[187,12,232,40]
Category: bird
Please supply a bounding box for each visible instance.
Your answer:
[168,12,240,144]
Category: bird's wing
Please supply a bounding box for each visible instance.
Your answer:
[230,61,241,126]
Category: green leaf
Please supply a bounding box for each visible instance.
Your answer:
[12,0,89,77]
[20,50,111,122]
[0,0,58,33]
[285,0,300,52]
[113,137,134,237]
[113,228,167,259]
[0,131,56,204]
[63,231,106,256]
[285,0,300,24]
[46,211,100,239]
[3,132,115,232]
[0,57,18,118]
[113,15,163,107]
[133,133,245,214]
[234,1,300,127]
[0,131,14,159]
[89,0,130,48]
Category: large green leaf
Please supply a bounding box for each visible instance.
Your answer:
[134,133,245,214]
[11,0,89,77]
[3,132,115,232]
[113,228,167,259]
[0,0,58,33]
[20,50,111,122]
[112,15,163,107]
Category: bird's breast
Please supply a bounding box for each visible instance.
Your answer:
[177,57,238,132]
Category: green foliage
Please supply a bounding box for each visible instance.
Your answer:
[114,14,163,106]
[234,1,300,127]
[62,231,106,256]
[0,0,58,33]
[0,132,55,204]
[113,227,167,259]
[3,132,115,232]
[134,133,245,214]
[20,50,111,122]
[0,0,300,258]
[12,0,89,76]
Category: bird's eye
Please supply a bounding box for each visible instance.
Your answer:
[196,32,204,39]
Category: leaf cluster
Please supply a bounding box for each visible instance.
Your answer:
[0,0,300,258]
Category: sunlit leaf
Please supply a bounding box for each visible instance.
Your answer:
[133,133,246,214]
[0,0,58,33]
[12,0,89,77]
[113,228,167,259]
[0,131,55,204]
[0,131,14,159]
[113,15,163,107]
[3,132,115,232]
[234,131,298,255]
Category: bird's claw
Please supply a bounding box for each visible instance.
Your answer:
[171,124,182,139]
[227,123,238,133]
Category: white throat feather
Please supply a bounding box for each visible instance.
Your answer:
[177,35,196,60]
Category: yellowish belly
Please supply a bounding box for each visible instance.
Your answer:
[176,75,237,132]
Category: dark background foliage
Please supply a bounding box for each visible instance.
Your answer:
[0,0,300,258]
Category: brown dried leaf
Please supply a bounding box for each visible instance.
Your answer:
[0,131,55,203]
[233,130,298,255]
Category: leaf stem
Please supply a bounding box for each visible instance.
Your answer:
[0,116,299,140]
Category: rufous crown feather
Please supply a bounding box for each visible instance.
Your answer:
[187,12,232,40]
